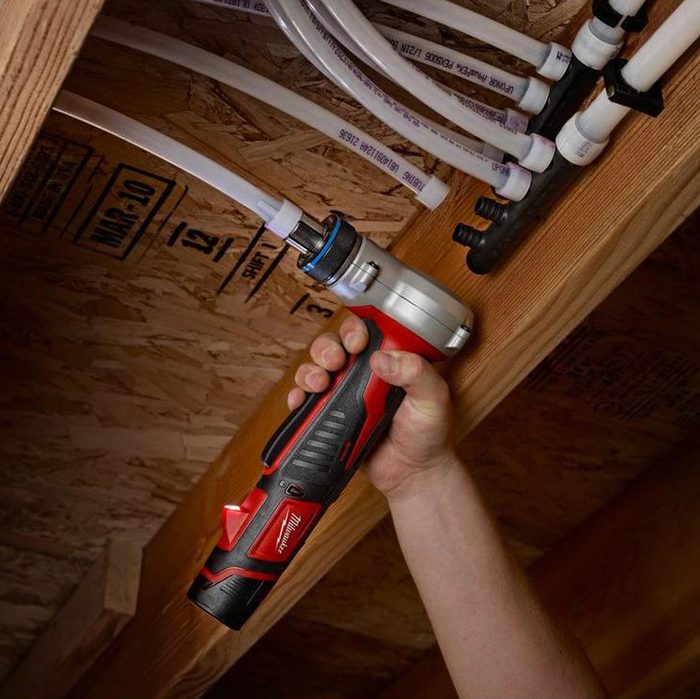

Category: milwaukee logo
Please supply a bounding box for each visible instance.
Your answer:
[275,510,303,555]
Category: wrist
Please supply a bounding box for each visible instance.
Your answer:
[383,449,463,507]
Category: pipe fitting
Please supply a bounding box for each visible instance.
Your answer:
[475,197,508,223]
[555,114,609,166]
[494,163,531,202]
[572,20,623,70]
[537,42,572,80]
[452,224,485,249]
[518,134,556,173]
[516,77,550,114]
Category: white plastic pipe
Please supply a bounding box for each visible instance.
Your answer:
[53,91,293,227]
[192,0,527,144]
[609,0,647,17]
[306,0,521,124]
[312,0,521,126]
[266,0,493,152]
[266,0,530,198]
[195,0,542,112]
[578,0,700,143]
[190,0,526,149]
[620,2,699,91]
[315,0,552,171]
[378,0,570,79]
[91,16,448,209]
[571,0,648,70]
[557,0,700,165]
[377,23,527,99]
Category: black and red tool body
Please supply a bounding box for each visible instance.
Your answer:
[188,215,473,629]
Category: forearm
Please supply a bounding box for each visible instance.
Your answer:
[386,454,606,699]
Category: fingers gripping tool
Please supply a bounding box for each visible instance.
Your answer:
[188,213,474,629]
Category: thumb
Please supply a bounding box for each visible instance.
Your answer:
[370,350,450,419]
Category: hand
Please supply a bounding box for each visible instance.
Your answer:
[287,315,459,500]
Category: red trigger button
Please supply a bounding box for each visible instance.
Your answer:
[219,505,248,550]
[217,487,268,551]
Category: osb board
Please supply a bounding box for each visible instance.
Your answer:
[0,0,597,684]
[205,213,700,699]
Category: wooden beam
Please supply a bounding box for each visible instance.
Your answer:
[0,0,105,200]
[68,2,699,693]
[534,438,700,699]
[0,540,141,699]
[375,436,700,699]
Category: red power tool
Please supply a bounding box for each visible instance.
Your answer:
[188,212,473,629]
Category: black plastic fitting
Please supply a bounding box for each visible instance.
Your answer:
[592,0,648,31]
[452,224,485,249]
[603,58,664,116]
[474,197,508,223]
[621,6,648,32]
[527,55,600,139]
[456,152,581,275]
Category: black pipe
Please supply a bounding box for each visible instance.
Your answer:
[527,55,601,139]
[453,152,581,275]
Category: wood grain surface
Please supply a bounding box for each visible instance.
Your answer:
[0,0,105,200]
[0,540,140,699]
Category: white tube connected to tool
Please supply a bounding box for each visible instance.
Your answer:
[314,0,553,172]
[557,0,700,165]
[91,16,449,209]
[53,91,308,238]
[378,0,571,80]
[267,0,531,200]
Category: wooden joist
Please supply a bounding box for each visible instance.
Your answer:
[68,2,699,695]
[0,540,141,699]
[377,436,700,699]
[0,0,105,200]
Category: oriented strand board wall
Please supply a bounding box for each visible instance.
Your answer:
[0,0,589,681]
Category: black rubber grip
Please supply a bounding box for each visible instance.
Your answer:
[188,319,405,630]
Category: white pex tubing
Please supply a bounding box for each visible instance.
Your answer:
[53,91,310,238]
[314,0,552,172]
[304,0,537,117]
[205,0,514,136]
[194,0,544,112]
[91,16,449,209]
[377,23,527,101]
[578,0,700,143]
[378,0,570,79]
[266,0,530,198]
